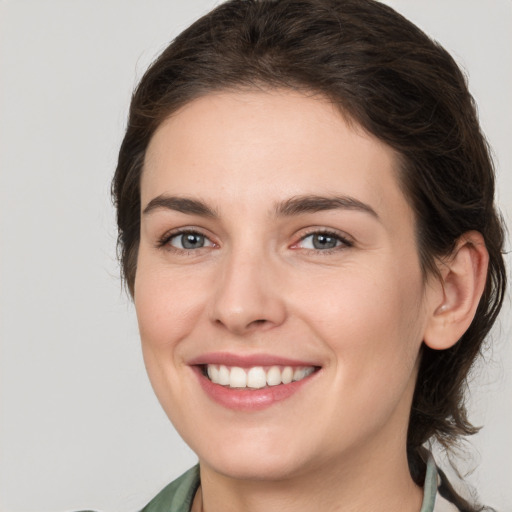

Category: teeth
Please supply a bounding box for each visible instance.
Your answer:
[281,366,293,384]
[247,367,267,389]
[293,367,306,381]
[294,367,314,381]
[266,366,282,387]
[207,365,219,382]
[230,367,247,388]
[205,364,316,389]
[218,365,230,385]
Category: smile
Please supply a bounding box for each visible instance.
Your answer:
[190,354,321,411]
[204,364,316,389]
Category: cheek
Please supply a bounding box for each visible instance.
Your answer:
[295,260,425,377]
[133,258,210,421]
[134,258,207,355]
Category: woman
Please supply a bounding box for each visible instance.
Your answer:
[112,0,507,510]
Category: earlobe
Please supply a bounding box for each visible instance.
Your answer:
[423,231,489,351]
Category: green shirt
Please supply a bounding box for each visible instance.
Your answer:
[139,455,466,512]
[139,465,200,512]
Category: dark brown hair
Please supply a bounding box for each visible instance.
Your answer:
[113,0,506,492]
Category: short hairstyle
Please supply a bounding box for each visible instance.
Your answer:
[112,0,507,483]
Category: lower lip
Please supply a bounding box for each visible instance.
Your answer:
[193,367,318,411]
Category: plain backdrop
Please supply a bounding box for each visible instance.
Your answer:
[0,1,510,511]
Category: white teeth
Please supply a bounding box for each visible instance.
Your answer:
[218,365,230,385]
[266,366,282,386]
[207,365,219,382]
[294,367,314,381]
[281,366,293,384]
[247,367,267,389]
[293,367,306,381]
[205,364,316,389]
[230,367,247,388]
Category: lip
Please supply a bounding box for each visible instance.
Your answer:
[189,352,321,411]
[188,352,320,368]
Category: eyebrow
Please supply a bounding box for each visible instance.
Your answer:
[142,195,218,217]
[142,193,379,220]
[275,195,379,219]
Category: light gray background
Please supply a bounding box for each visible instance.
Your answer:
[0,1,510,511]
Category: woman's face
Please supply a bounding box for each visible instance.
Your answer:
[135,90,438,480]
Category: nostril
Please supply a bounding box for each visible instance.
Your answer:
[249,319,268,328]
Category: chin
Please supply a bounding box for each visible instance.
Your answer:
[200,449,309,481]
[184,426,316,481]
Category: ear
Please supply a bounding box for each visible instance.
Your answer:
[423,231,489,351]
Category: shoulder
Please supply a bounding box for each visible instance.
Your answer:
[139,465,200,512]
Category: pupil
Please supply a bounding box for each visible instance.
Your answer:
[313,234,337,249]
[182,233,204,249]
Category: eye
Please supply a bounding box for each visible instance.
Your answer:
[296,231,351,251]
[167,231,215,250]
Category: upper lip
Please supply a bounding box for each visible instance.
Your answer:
[188,352,321,368]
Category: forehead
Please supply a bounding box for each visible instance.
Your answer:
[142,89,411,226]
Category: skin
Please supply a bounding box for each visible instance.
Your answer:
[134,89,483,511]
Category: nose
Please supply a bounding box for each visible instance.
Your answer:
[210,247,287,335]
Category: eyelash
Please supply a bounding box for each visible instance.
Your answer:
[156,228,353,254]
[156,228,214,253]
[293,229,353,254]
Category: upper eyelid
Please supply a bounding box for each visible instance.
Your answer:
[295,228,353,244]
[160,226,212,239]
[300,232,347,242]
[157,227,216,248]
